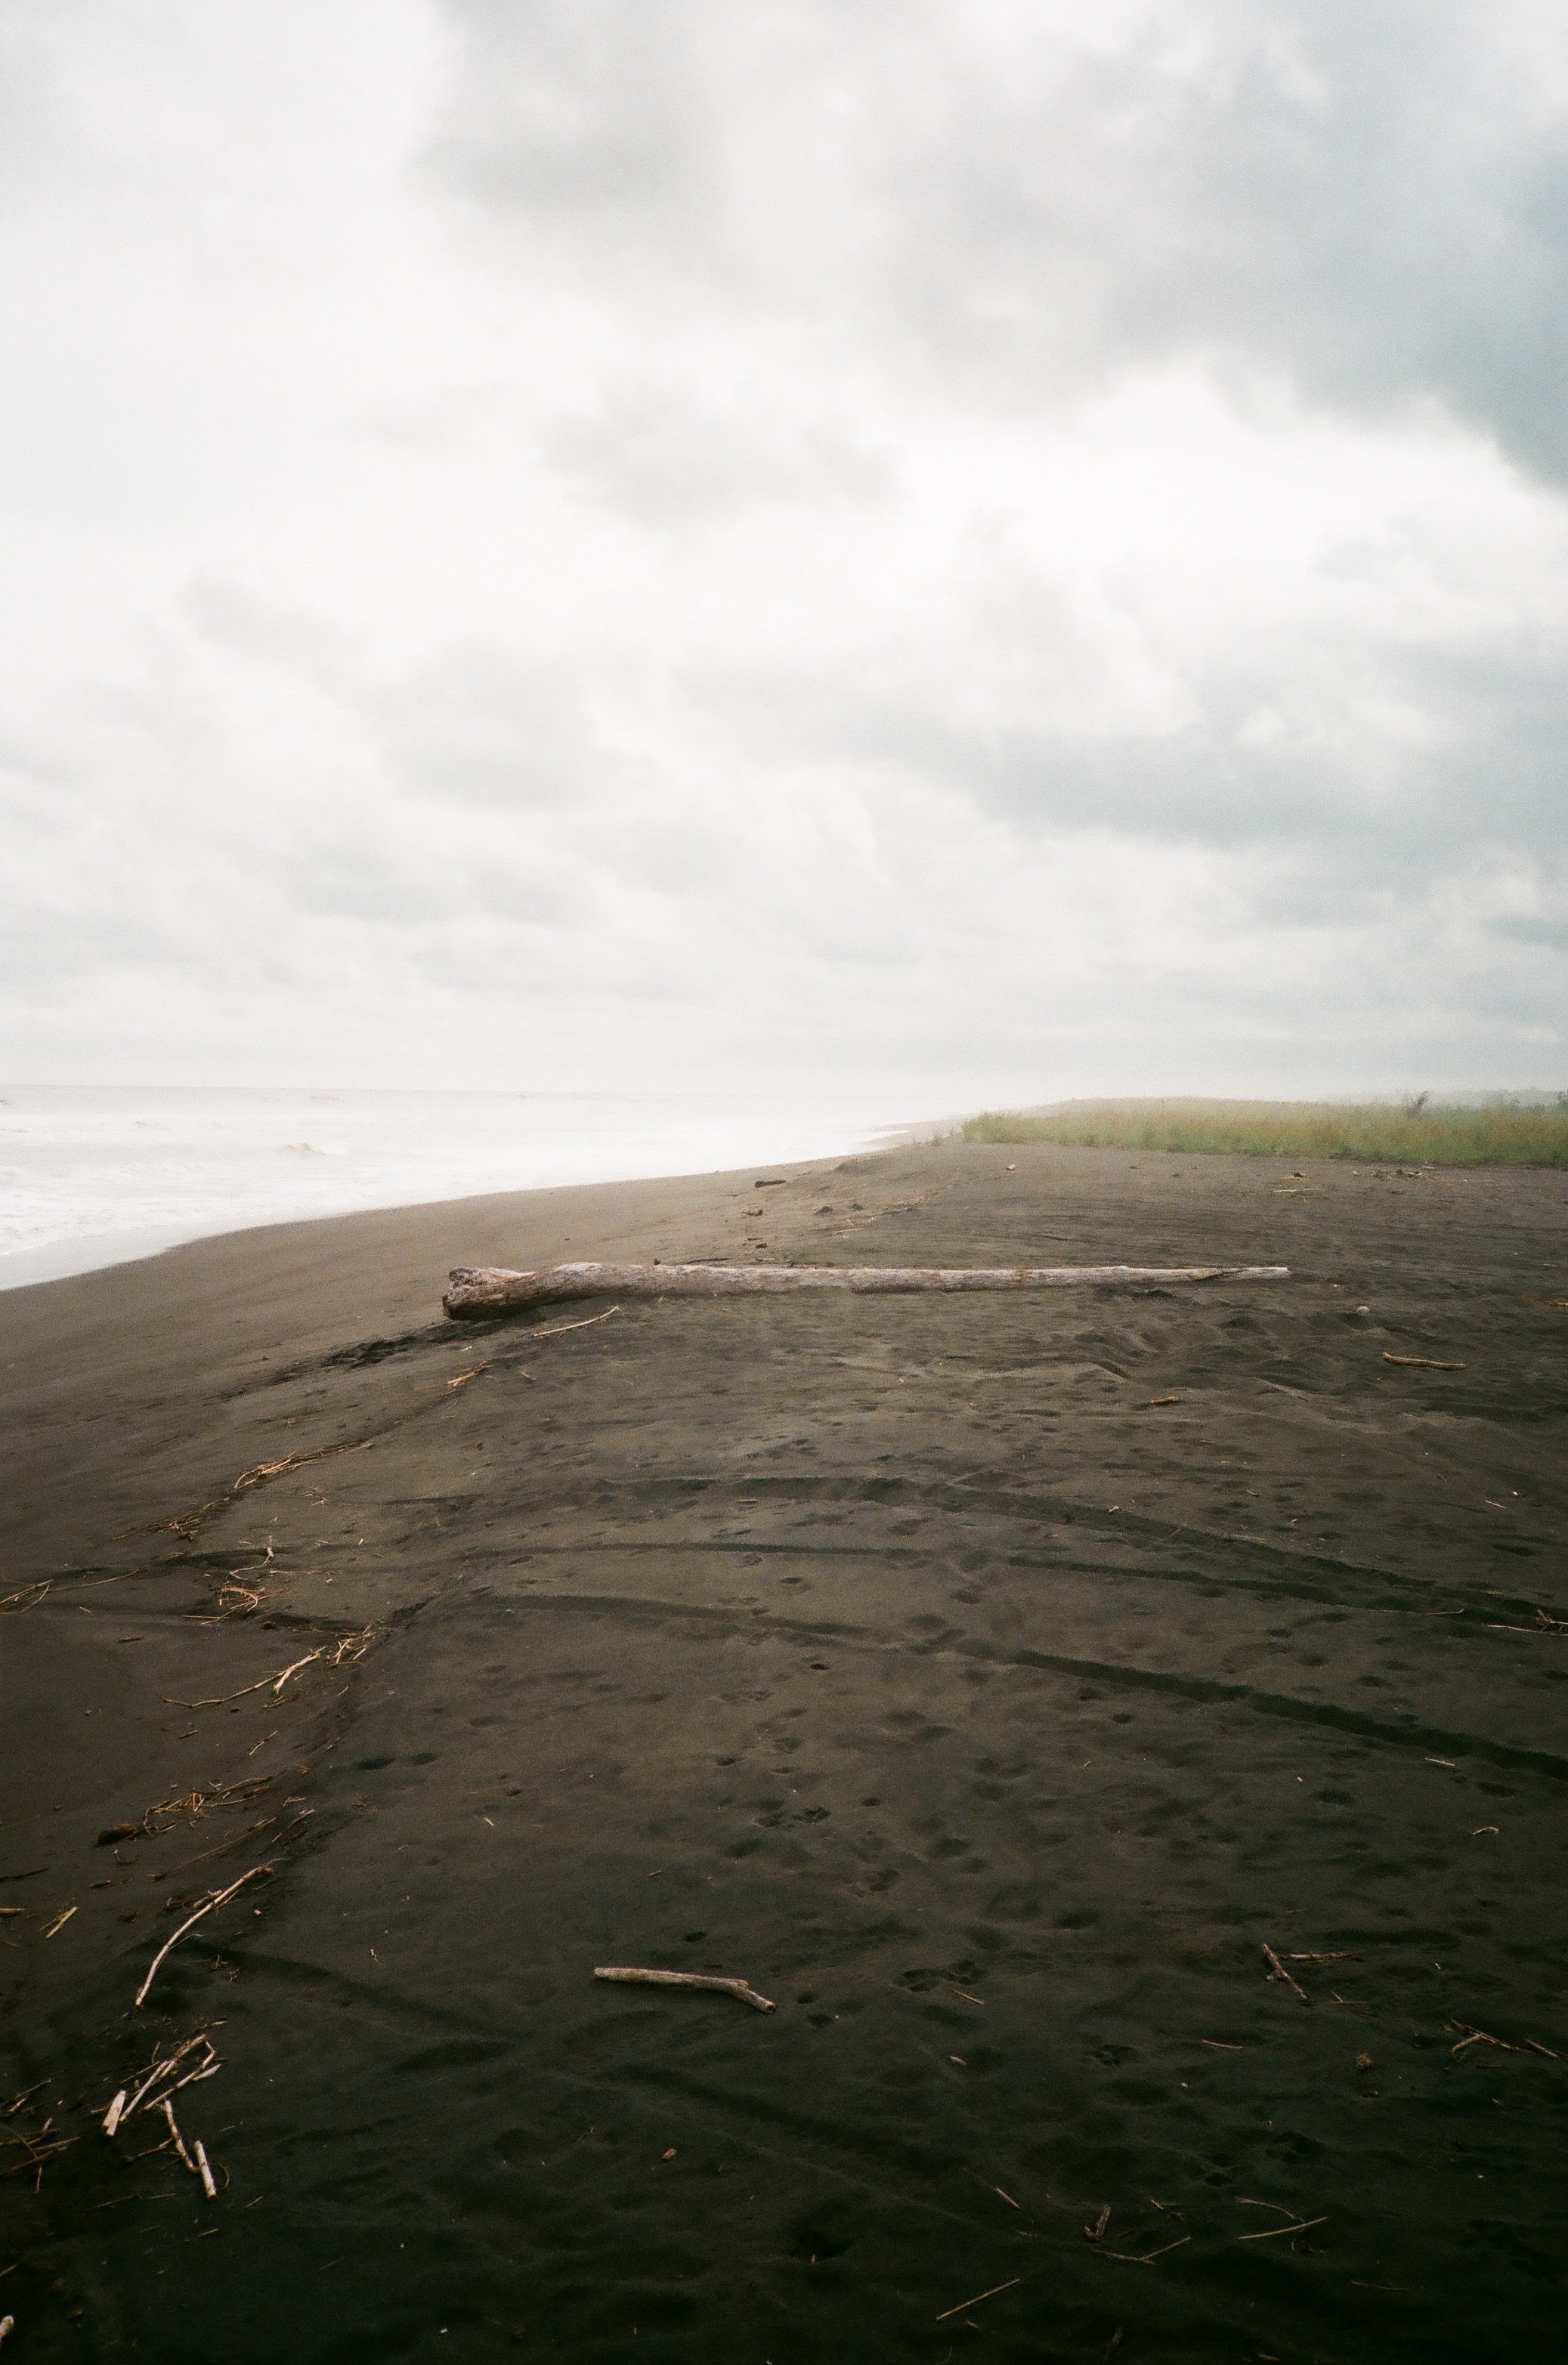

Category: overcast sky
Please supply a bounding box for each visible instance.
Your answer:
[3,0,1566,1103]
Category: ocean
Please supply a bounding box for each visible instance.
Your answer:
[0,1086,935,1291]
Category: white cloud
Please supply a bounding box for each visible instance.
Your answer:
[0,0,1563,1100]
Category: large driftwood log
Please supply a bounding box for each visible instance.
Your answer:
[443,1260,1289,1320]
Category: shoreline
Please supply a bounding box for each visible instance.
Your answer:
[3,1139,1564,2361]
[0,1083,939,1295]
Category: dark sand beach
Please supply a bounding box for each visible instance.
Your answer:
[2,1140,1565,2363]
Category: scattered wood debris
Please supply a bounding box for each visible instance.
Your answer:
[162,1652,322,1711]
[104,2030,221,2136]
[592,1965,775,2012]
[0,1581,49,1613]
[4,2118,76,2190]
[162,1628,373,1714]
[129,1776,274,1845]
[1449,2021,1560,2060]
[150,1807,305,1884]
[1084,2205,1112,2242]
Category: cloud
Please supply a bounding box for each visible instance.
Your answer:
[0,0,1563,1098]
[431,1,1568,478]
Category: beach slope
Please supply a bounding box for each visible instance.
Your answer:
[2,1143,1565,2362]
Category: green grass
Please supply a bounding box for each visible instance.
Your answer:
[959,1098,1568,1167]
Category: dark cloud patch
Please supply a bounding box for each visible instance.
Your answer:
[882,0,1568,479]
[431,0,1568,483]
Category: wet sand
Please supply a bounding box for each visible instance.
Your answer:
[2,1141,1565,2363]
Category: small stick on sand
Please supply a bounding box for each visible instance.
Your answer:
[159,2097,196,2174]
[592,1966,775,2012]
[0,2314,14,2348]
[1238,2215,1328,2242]
[935,2277,1022,2323]
[163,1652,323,1711]
[1101,2236,1192,2265]
[529,1306,624,1340]
[193,2138,218,2200]
[134,1866,272,2008]
[0,1581,49,1612]
[1262,1944,1310,2003]
[1382,1352,1466,1371]
[43,1906,77,1939]
[446,1260,1290,1319]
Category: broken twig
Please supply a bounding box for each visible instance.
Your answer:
[592,1965,775,2013]
[134,1866,272,2008]
[1238,2215,1328,2242]
[936,2277,1022,2323]
[1100,2236,1192,2265]
[1262,1943,1310,2003]
[1449,2020,1559,2060]
[159,2096,196,2174]
[162,1652,322,1711]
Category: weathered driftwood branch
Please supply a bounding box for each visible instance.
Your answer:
[593,1965,777,2012]
[445,1260,1288,1321]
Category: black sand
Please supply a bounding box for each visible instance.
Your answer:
[2,1142,1565,2363]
